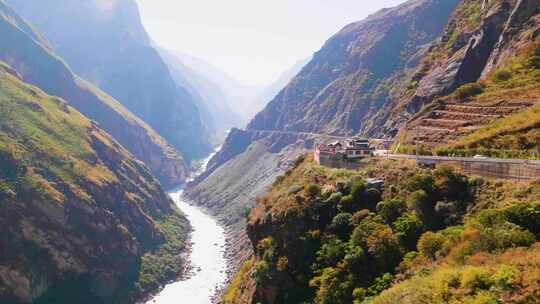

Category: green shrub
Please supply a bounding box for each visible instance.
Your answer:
[316,238,347,266]
[367,273,394,297]
[350,180,366,202]
[491,265,518,290]
[252,260,271,284]
[465,291,498,304]
[377,198,406,224]
[503,201,540,236]
[344,245,366,269]
[461,267,493,292]
[305,184,322,198]
[493,69,512,82]
[417,231,446,260]
[528,55,540,69]
[288,184,303,195]
[366,227,402,269]
[331,213,353,239]
[340,195,354,211]
[393,212,424,249]
[455,82,484,100]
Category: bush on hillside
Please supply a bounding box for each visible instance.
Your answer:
[455,82,484,100]
[493,69,512,82]
[417,231,446,260]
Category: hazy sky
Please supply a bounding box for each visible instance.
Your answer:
[136,0,407,86]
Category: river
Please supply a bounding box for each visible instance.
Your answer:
[147,148,227,304]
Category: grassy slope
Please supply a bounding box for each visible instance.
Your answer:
[438,42,540,157]
[0,63,188,302]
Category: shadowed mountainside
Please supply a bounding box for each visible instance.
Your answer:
[0,0,188,187]
[7,0,212,160]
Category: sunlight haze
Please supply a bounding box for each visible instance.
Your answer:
[136,0,407,86]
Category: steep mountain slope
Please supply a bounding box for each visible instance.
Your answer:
[158,48,244,141]
[186,0,460,263]
[0,1,187,187]
[7,0,212,160]
[248,0,460,135]
[0,63,188,303]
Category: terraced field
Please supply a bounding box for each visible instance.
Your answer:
[413,100,534,147]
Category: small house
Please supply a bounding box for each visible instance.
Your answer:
[344,137,373,159]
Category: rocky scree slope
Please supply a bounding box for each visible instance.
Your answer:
[186,0,460,263]
[0,63,189,304]
[0,1,188,187]
[394,0,540,154]
[7,0,212,160]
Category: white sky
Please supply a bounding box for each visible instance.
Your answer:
[136,0,407,86]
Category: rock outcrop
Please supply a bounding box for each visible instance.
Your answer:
[0,1,188,187]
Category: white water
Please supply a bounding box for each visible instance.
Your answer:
[147,148,227,304]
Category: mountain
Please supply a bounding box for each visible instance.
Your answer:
[0,62,188,303]
[7,0,212,160]
[174,52,263,123]
[248,0,460,135]
[185,0,461,264]
[157,48,244,142]
[0,0,187,187]
[248,57,311,119]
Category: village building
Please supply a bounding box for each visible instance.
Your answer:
[315,137,374,168]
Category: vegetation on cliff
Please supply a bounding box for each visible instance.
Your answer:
[224,156,540,303]
[0,63,188,303]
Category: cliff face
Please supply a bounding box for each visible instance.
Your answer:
[0,1,187,187]
[0,63,188,303]
[7,0,212,160]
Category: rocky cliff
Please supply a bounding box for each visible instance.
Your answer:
[0,1,188,187]
[7,0,212,160]
[0,63,189,303]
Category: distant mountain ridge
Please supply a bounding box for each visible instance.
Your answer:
[7,0,212,160]
[173,51,264,123]
[158,47,244,141]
